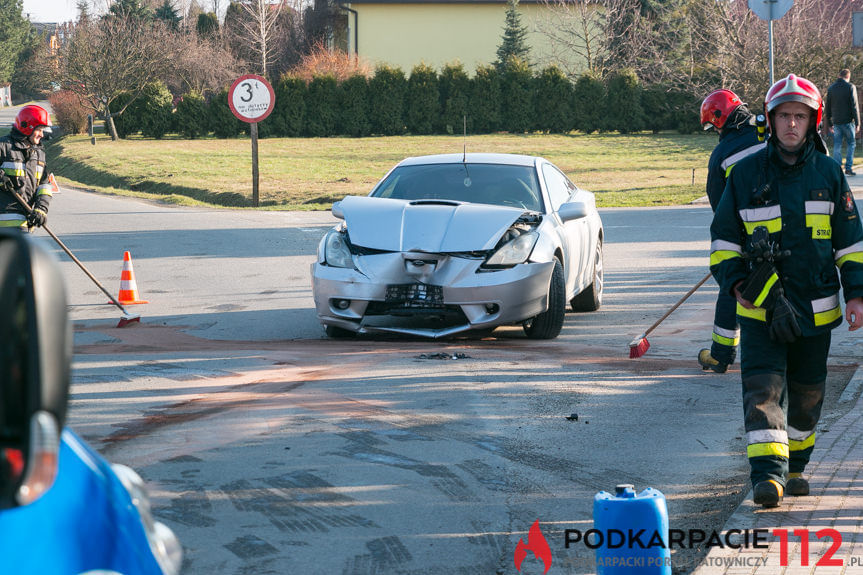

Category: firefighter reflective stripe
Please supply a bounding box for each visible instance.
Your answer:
[805,200,833,239]
[712,325,740,346]
[34,169,43,182]
[721,142,767,175]
[1,161,24,177]
[788,425,816,452]
[737,303,767,321]
[835,241,863,268]
[739,205,782,234]
[0,213,26,227]
[36,183,52,197]
[746,429,789,458]
[751,272,779,307]
[812,294,842,326]
[710,239,742,266]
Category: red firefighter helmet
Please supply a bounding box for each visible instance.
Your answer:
[14,105,52,136]
[764,74,822,130]
[700,89,743,131]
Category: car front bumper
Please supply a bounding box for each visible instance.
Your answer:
[311,252,554,337]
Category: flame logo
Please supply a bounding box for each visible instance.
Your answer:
[514,519,552,574]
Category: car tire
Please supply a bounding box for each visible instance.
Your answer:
[325,324,355,338]
[571,237,603,312]
[523,258,565,339]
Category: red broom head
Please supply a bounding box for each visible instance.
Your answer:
[629,338,650,359]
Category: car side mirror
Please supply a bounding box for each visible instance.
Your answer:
[0,231,71,509]
[558,201,589,222]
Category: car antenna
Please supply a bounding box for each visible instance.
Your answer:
[462,115,467,163]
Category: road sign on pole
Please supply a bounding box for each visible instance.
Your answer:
[748,0,793,21]
[748,0,793,86]
[229,74,275,207]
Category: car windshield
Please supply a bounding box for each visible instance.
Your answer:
[371,163,544,212]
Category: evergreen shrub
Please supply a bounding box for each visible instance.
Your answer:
[469,64,501,134]
[175,92,209,139]
[535,65,572,133]
[368,65,406,135]
[305,75,339,137]
[338,74,371,137]
[405,63,440,135]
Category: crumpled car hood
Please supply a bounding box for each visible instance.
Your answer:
[337,195,527,252]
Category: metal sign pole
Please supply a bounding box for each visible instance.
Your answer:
[749,0,792,87]
[768,19,775,86]
[227,74,275,210]
[251,122,260,207]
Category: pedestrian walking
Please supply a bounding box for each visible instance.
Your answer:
[825,68,860,175]
[697,89,766,373]
[710,74,863,508]
[0,105,53,230]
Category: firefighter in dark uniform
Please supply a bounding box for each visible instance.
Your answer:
[698,89,767,373]
[0,105,53,230]
[710,74,863,508]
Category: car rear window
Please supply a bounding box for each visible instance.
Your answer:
[371,163,543,212]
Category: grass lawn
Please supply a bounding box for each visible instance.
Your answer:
[47,132,717,209]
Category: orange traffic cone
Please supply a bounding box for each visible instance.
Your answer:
[116,251,148,305]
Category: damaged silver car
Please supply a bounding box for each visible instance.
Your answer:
[311,153,603,339]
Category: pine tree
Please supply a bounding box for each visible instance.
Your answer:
[155,0,180,29]
[0,0,29,83]
[495,0,530,70]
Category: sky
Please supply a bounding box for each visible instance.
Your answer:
[22,0,79,23]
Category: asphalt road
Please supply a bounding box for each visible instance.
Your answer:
[41,185,862,575]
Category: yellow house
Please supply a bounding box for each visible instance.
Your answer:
[336,0,587,75]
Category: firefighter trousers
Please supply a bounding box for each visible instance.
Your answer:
[739,318,830,487]
[710,289,739,365]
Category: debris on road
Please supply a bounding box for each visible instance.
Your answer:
[416,352,471,360]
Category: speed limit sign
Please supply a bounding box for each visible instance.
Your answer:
[229,74,275,123]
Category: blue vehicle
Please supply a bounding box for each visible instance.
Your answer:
[0,230,182,575]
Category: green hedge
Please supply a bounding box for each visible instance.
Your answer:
[114,65,701,139]
[369,65,407,136]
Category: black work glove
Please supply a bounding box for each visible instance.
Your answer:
[739,261,781,308]
[27,208,47,228]
[768,294,802,343]
[0,172,13,193]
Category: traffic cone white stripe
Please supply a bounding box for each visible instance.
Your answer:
[116,251,148,305]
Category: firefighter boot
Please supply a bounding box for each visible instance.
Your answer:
[786,473,810,496]
[698,349,728,373]
[753,479,783,508]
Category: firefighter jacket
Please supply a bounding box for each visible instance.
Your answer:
[0,129,51,228]
[710,136,863,336]
[705,111,766,211]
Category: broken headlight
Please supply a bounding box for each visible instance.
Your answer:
[482,231,539,268]
[323,230,355,269]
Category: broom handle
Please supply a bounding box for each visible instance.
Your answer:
[641,272,713,338]
[9,188,131,315]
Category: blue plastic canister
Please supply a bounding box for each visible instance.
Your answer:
[593,484,671,574]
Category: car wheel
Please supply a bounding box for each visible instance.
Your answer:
[571,236,603,312]
[325,324,355,338]
[523,258,565,339]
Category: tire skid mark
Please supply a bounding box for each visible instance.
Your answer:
[222,472,379,533]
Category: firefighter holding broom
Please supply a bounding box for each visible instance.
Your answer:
[698,89,766,373]
[0,105,53,230]
[710,74,863,508]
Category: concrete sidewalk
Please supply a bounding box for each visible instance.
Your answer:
[692,368,863,574]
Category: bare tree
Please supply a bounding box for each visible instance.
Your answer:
[59,14,176,140]
[538,0,861,107]
[165,32,240,96]
[228,0,286,77]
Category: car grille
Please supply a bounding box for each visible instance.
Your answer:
[385,283,444,308]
